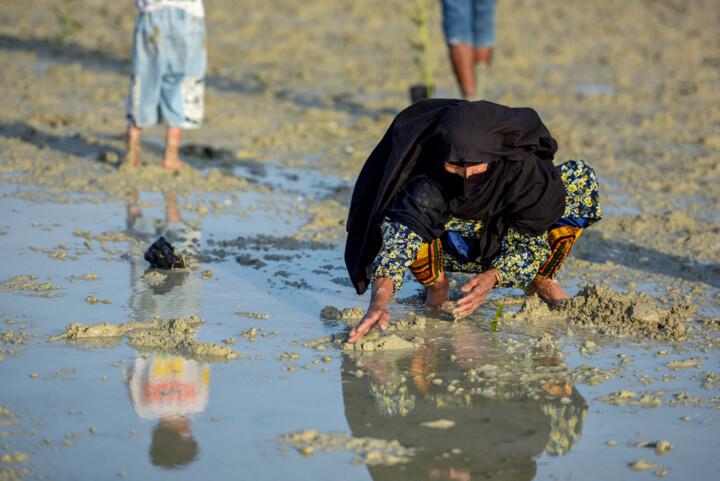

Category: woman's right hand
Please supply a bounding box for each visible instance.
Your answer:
[348,307,389,343]
[348,277,394,343]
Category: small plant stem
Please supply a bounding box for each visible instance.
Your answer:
[491,302,504,333]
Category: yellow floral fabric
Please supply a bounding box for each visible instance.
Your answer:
[558,159,602,222]
[370,216,550,292]
[370,218,425,293]
[445,218,551,288]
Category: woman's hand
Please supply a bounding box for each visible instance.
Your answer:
[452,269,498,319]
[348,307,390,343]
[348,277,394,343]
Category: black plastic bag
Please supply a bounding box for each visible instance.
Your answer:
[144,236,187,270]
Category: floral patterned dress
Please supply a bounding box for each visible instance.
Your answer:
[369,159,602,293]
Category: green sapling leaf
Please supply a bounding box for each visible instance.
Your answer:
[491,303,504,333]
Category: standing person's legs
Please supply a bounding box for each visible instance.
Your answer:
[441,0,477,99]
[163,126,184,169]
[471,0,497,99]
[471,0,496,66]
[449,44,476,100]
[125,12,164,166]
[159,10,206,169]
[474,46,493,66]
[125,125,142,167]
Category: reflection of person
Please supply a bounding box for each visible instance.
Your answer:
[123,192,210,468]
[127,190,182,226]
[125,190,203,319]
[345,100,601,342]
[440,0,498,100]
[124,0,207,170]
[123,354,210,468]
[341,335,587,480]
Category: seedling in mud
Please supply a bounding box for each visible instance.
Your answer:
[407,0,436,99]
[491,303,504,333]
[53,0,82,45]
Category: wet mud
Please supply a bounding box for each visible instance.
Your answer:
[48,316,239,362]
[279,429,416,466]
[507,285,699,339]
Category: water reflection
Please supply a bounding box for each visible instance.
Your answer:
[123,354,211,469]
[341,324,586,480]
[123,190,210,468]
[125,190,203,318]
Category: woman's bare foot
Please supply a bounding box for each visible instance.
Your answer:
[425,272,454,309]
[525,276,571,307]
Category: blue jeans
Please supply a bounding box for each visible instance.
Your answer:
[440,0,498,47]
[127,8,207,129]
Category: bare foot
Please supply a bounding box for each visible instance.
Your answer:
[525,276,571,307]
[163,126,184,170]
[123,154,141,167]
[125,125,142,167]
[425,272,454,310]
[162,157,184,170]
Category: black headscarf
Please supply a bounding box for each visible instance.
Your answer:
[345,99,566,295]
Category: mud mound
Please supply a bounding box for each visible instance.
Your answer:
[279,429,415,466]
[339,313,427,351]
[509,285,697,339]
[48,316,238,361]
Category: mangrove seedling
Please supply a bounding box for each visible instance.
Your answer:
[407,0,436,100]
[491,303,504,333]
[53,0,82,45]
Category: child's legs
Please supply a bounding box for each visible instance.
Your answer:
[125,125,142,166]
[163,126,183,169]
[159,10,206,130]
[127,12,164,129]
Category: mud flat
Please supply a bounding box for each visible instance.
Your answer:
[1,0,720,479]
[48,316,240,361]
[507,284,702,339]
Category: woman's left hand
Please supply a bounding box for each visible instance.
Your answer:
[452,269,498,318]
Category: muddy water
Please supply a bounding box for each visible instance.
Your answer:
[2,187,719,481]
[2,0,720,479]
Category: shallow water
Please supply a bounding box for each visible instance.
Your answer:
[2,183,719,481]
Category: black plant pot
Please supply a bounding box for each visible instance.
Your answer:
[409,84,434,103]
